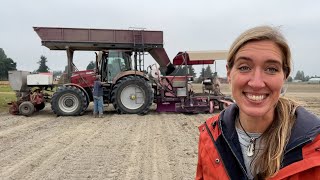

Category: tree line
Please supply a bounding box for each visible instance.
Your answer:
[290,70,319,82]
[0,48,17,80]
[0,48,53,80]
[0,48,318,82]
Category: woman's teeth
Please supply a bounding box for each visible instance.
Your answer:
[246,94,265,101]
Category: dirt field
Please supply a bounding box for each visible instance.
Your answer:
[0,83,319,180]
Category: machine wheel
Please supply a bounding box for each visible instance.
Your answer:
[219,101,228,111]
[209,101,214,113]
[51,86,87,116]
[111,76,153,114]
[220,97,234,110]
[224,97,234,103]
[19,101,35,116]
[34,102,45,111]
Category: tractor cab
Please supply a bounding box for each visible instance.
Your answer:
[97,50,132,83]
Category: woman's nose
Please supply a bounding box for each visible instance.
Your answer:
[248,69,266,88]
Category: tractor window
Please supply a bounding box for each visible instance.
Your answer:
[107,51,132,82]
[108,51,131,70]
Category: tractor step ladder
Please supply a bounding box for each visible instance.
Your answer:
[132,28,145,71]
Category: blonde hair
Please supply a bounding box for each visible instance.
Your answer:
[227,26,299,178]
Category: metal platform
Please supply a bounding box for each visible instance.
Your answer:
[33,27,164,51]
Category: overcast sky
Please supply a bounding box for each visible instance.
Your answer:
[1,0,319,77]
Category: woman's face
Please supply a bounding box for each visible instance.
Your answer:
[227,40,285,119]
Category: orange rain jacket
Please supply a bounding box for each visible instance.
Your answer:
[196,104,320,180]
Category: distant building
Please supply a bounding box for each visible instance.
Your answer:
[292,80,302,83]
[308,78,320,84]
[54,75,61,81]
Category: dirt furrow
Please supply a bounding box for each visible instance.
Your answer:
[0,115,63,154]
[43,114,137,180]
[123,113,173,180]
[0,116,108,179]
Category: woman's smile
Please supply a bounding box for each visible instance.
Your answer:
[244,93,268,102]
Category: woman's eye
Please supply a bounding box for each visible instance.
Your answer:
[266,67,279,74]
[238,66,250,72]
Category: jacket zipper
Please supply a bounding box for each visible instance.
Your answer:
[204,122,231,179]
[218,120,249,179]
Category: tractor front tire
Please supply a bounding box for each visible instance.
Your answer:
[19,101,35,116]
[111,76,153,114]
[51,86,87,116]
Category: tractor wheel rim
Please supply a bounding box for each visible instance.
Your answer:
[120,84,145,110]
[21,105,31,113]
[58,93,79,113]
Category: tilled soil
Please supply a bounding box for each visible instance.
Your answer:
[0,105,212,180]
[0,83,319,180]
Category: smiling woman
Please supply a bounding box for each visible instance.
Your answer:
[196,26,320,180]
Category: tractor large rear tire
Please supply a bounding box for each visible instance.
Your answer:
[111,76,153,114]
[51,86,87,116]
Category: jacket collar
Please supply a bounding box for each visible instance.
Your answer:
[285,106,320,152]
[219,104,320,153]
[219,103,239,141]
[219,104,245,166]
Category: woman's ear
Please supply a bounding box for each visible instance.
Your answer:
[280,83,288,96]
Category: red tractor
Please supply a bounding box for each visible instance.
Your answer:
[33,27,175,116]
